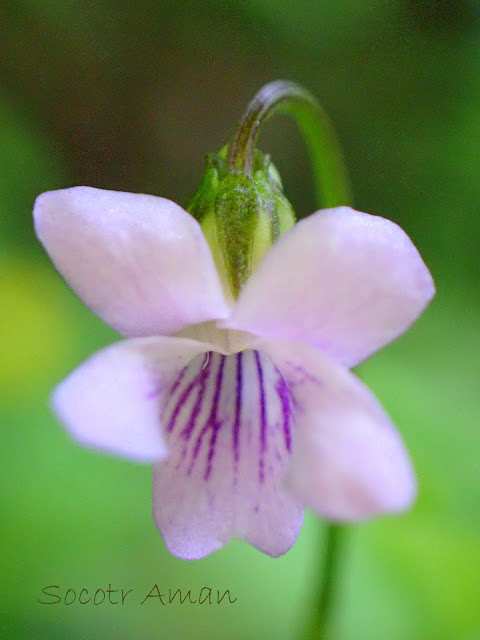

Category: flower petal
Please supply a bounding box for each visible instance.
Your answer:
[261,339,416,520]
[34,187,230,337]
[52,337,211,461]
[225,207,435,367]
[153,349,303,559]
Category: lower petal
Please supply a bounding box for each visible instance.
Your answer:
[52,337,210,461]
[153,350,303,560]
[261,339,416,520]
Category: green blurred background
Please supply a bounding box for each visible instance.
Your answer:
[1,1,480,638]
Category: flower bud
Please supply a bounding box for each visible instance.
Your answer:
[187,147,296,298]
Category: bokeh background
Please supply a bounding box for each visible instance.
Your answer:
[1,1,480,638]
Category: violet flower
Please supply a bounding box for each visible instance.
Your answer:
[33,184,434,560]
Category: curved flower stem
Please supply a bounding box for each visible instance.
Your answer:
[230,81,353,640]
[304,524,348,640]
[228,80,352,208]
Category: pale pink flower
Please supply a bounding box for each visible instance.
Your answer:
[34,186,434,559]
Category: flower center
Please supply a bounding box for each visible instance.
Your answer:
[175,321,253,354]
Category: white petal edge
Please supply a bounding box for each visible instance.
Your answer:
[34,187,231,338]
[260,339,417,520]
[52,337,212,461]
[225,207,435,368]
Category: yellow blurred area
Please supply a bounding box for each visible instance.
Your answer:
[0,255,75,400]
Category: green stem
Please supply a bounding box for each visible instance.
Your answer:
[305,525,347,639]
[228,80,352,208]
[229,81,353,640]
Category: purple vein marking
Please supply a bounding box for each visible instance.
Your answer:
[162,365,188,413]
[186,354,225,477]
[180,355,212,441]
[275,374,292,453]
[168,365,188,397]
[145,385,162,400]
[204,355,226,480]
[172,355,213,471]
[167,359,206,434]
[254,351,267,483]
[232,352,243,469]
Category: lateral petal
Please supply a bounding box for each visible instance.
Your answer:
[52,337,210,461]
[262,339,416,520]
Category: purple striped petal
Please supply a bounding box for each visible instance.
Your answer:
[153,350,303,560]
[261,339,417,520]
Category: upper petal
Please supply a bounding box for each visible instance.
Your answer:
[153,349,303,560]
[225,207,435,367]
[261,339,416,520]
[34,187,230,337]
[52,336,211,461]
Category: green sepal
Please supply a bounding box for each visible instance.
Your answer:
[187,147,296,297]
[215,171,259,295]
[186,153,221,222]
